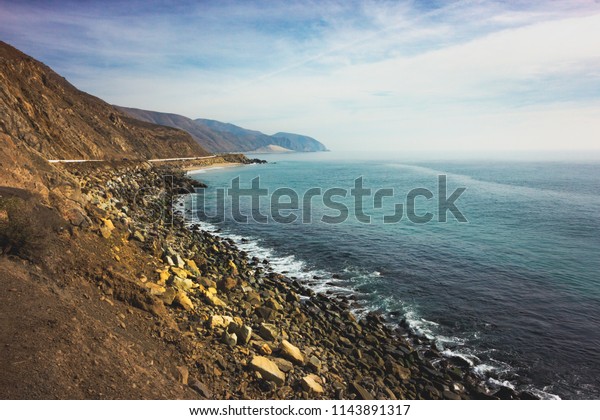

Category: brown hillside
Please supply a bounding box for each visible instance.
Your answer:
[0,41,208,162]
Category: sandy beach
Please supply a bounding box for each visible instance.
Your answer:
[185,161,245,175]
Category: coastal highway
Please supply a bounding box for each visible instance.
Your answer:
[48,155,217,163]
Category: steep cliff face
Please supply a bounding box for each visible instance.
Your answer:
[0,41,208,161]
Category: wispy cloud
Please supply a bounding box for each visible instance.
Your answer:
[1,0,600,151]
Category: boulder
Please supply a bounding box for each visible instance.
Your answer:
[175,254,185,268]
[202,290,227,307]
[272,357,294,373]
[186,259,200,274]
[145,282,166,296]
[218,276,237,291]
[133,231,145,242]
[259,343,273,355]
[265,298,283,311]
[301,374,324,394]
[280,340,304,365]
[228,260,238,274]
[258,323,279,341]
[175,291,194,311]
[250,356,285,386]
[161,287,177,305]
[222,331,237,347]
[172,276,194,291]
[157,269,170,284]
[170,267,189,279]
[99,218,114,238]
[351,382,374,400]
[176,366,189,385]
[189,380,212,398]
[308,355,322,371]
[208,315,234,329]
[232,324,252,345]
[198,278,217,289]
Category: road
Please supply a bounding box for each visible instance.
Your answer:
[48,155,216,163]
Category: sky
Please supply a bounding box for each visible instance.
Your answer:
[1,0,600,153]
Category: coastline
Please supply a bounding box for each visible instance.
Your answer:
[5,159,534,399]
[95,162,537,399]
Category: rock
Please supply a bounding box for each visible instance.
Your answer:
[351,382,375,400]
[493,386,518,400]
[209,315,234,329]
[234,325,252,345]
[249,356,285,386]
[280,340,304,365]
[176,366,189,385]
[228,260,238,274]
[256,307,274,320]
[161,287,177,305]
[259,343,273,355]
[286,291,300,303]
[198,278,217,289]
[443,390,461,400]
[218,276,237,291]
[99,218,114,238]
[301,375,324,394]
[66,208,90,227]
[386,361,411,381]
[245,290,262,306]
[170,267,189,279]
[132,231,145,242]
[186,259,200,274]
[222,331,237,347]
[272,357,294,373]
[165,255,175,266]
[258,323,279,341]
[202,290,227,307]
[175,254,185,268]
[175,291,194,311]
[157,269,170,284]
[145,282,166,296]
[190,380,212,398]
[308,355,322,371]
[172,276,194,291]
[265,298,283,311]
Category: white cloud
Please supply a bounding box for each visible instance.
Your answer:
[2,0,600,152]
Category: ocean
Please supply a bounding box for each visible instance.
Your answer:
[186,152,600,399]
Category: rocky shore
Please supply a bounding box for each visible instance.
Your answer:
[59,160,532,400]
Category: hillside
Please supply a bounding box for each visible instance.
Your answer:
[0,41,208,163]
[117,106,328,153]
[272,132,328,152]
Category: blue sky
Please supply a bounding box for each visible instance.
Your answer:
[1,0,600,153]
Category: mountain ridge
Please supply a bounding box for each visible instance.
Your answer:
[117,106,328,153]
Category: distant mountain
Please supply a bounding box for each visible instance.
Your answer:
[117,107,328,153]
[272,132,328,152]
[0,41,208,161]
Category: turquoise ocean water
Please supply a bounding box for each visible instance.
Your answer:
[187,152,600,399]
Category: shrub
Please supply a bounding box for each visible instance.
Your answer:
[0,195,50,260]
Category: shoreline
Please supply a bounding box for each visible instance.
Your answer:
[44,161,535,400]
[185,162,245,175]
[181,164,552,400]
